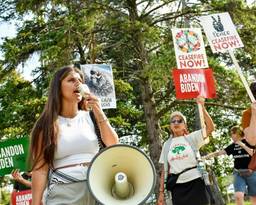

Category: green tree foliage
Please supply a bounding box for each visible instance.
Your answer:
[0,69,45,139]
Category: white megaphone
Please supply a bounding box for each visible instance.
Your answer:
[78,84,90,99]
[87,144,156,205]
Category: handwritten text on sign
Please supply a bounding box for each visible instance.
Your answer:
[172,28,208,69]
[80,64,116,109]
[172,68,216,99]
[200,12,243,53]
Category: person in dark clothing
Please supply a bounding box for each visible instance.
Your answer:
[12,169,32,192]
[204,126,256,205]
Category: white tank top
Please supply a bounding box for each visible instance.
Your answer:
[54,110,99,168]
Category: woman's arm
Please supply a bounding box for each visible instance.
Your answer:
[196,96,215,139]
[244,102,256,145]
[11,169,31,188]
[31,132,49,205]
[82,94,118,146]
[96,118,119,146]
[235,140,254,156]
[32,159,48,205]
[203,150,226,159]
[156,164,165,205]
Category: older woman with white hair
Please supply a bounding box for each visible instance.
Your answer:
[157,96,215,205]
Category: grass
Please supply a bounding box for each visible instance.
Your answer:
[227,202,251,205]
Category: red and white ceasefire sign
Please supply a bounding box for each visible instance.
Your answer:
[199,12,244,53]
[172,68,216,99]
[171,28,208,69]
[12,190,32,205]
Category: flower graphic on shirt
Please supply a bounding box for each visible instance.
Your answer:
[172,146,185,154]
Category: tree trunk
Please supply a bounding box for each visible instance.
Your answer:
[139,78,163,187]
[126,0,163,195]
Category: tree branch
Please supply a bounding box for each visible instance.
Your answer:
[141,0,176,19]
[157,99,246,118]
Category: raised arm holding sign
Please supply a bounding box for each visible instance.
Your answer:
[171,28,215,140]
[172,67,216,140]
[197,98,207,142]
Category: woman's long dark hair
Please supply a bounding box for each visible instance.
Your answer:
[29,65,84,169]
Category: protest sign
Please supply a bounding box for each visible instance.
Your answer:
[172,68,216,99]
[80,64,116,109]
[171,28,211,139]
[200,12,254,102]
[12,189,32,205]
[0,137,29,176]
[200,12,244,53]
[172,28,208,69]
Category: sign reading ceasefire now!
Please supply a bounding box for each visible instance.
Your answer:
[172,68,216,99]
[172,28,208,69]
[200,12,244,53]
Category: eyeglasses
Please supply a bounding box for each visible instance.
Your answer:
[170,119,184,124]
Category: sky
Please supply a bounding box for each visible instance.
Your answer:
[0,0,255,81]
[0,20,40,81]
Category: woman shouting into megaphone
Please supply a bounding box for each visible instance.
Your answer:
[29,65,119,205]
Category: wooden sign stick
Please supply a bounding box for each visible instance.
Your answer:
[228,49,255,102]
[198,102,208,143]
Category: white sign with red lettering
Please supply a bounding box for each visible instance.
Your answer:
[200,12,244,53]
[172,28,208,69]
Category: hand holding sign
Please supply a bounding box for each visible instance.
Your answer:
[11,169,22,182]
[171,27,215,138]
[196,95,205,105]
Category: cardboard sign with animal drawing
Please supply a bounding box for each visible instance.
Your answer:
[80,64,116,109]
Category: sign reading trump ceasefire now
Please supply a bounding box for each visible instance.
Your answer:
[0,137,29,176]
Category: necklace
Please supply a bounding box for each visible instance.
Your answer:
[65,118,72,127]
[59,113,78,127]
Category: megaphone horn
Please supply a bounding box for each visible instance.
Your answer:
[87,144,156,205]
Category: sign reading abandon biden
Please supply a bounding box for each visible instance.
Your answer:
[0,137,29,176]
